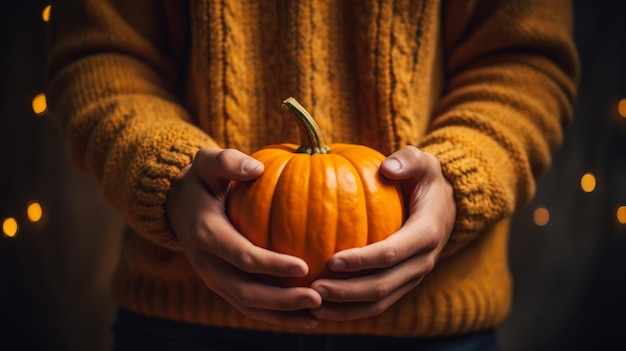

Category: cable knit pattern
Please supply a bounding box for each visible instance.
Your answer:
[46,0,578,337]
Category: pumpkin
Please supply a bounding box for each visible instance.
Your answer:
[226,97,405,287]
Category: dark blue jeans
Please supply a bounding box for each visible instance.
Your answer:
[112,308,498,351]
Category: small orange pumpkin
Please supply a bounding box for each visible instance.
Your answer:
[227,97,405,287]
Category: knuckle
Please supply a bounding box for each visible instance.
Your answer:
[195,146,218,163]
[192,147,224,181]
[426,155,443,177]
[380,244,400,266]
[373,283,392,300]
[216,148,239,167]
[423,150,440,165]
[403,146,425,164]
[215,149,229,168]
[370,301,390,317]
[194,146,210,159]
[421,256,436,275]
[421,226,442,251]
[191,225,215,249]
[410,148,441,173]
[235,249,256,272]
[405,145,422,159]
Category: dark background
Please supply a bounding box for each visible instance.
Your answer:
[1,1,625,350]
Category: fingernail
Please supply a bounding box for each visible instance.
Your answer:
[242,159,262,173]
[383,158,402,172]
[330,259,346,271]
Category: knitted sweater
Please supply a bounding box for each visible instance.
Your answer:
[46,0,579,337]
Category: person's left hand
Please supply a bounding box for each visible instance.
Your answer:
[309,145,456,321]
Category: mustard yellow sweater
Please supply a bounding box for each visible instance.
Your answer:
[46,0,579,337]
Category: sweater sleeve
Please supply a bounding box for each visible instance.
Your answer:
[419,0,579,256]
[46,0,216,250]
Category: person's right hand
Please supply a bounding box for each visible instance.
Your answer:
[165,146,322,329]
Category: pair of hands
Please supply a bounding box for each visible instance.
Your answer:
[165,145,456,329]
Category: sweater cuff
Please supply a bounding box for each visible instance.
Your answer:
[102,121,217,252]
[420,140,512,257]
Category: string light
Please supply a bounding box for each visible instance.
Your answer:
[618,98,626,119]
[533,207,550,227]
[618,206,626,225]
[32,93,47,115]
[27,201,43,223]
[42,5,51,22]
[2,218,19,238]
[580,172,596,193]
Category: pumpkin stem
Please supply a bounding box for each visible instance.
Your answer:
[282,97,330,154]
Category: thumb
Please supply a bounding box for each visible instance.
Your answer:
[380,146,438,180]
[194,147,264,182]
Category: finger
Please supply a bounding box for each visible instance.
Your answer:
[196,256,321,329]
[310,277,423,321]
[194,146,264,182]
[312,251,434,303]
[197,212,310,278]
[213,280,320,329]
[380,146,439,180]
[199,256,322,311]
[327,214,440,272]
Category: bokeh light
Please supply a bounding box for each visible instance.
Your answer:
[2,217,19,238]
[580,172,596,193]
[533,207,550,227]
[32,93,47,115]
[42,5,52,22]
[618,98,626,119]
[618,206,626,224]
[27,201,43,223]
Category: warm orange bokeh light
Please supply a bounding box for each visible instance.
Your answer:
[32,93,47,115]
[27,202,43,223]
[533,207,550,227]
[42,5,52,22]
[2,217,18,238]
[617,206,626,225]
[580,172,596,193]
